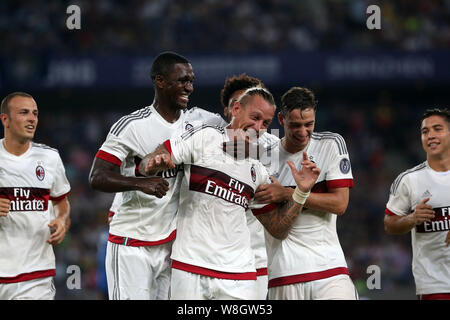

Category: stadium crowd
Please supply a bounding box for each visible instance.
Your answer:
[1,0,450,56]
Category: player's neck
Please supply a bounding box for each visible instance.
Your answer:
[2,136,31,156]
[153,101,182,123]
[427,153,450,172]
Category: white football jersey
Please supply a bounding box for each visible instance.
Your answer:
[386,162,450,295]
[0,140,70,282]
[247,131,280,272]
[97,105,226,244]
[262,132,354,287]
[166,125,273,279]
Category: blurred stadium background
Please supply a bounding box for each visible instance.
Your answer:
[1,0,450,300]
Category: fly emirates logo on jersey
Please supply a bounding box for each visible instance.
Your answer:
[189,165,254,209]
[0,187,50,212]
[416,206,450,233]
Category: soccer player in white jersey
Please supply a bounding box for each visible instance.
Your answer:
[385,108,450,300]
[0,92,71,300]
[139,87,320,300]
[254,87,357,300]
[220,74,279,299]
[88,52,226,300]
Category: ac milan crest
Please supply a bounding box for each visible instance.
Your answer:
[36,165,45,181]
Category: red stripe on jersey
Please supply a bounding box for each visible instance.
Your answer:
[50,191,69,202]
[256,267,268,276]
[268,267,349,288]
[108,230,176,247]
[172,260,257,280]
[252,203,277,216]
[327,179,354,189]
[95,150,122,166]
[163,139,172,155]
[0,269,56,284]
[418,293,450,300]
[385,208,398,216]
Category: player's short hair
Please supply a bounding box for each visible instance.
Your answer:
[220,73,264,108]
[280,87,317,117]
[1,92,34,115]
[238,87,276,110]
[150,51,190,82]
[421,108,450,126]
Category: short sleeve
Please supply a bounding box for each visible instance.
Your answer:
[166,125,210,165]
[96,128,136,166]
[385,174,412,217]
[249,162,277,216]
[50,155,71,201]
[324,135,354,189]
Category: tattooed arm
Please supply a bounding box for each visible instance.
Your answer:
[256,198,304,240]
[255,152,320,240]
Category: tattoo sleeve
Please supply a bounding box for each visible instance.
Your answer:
[256,199,304,240]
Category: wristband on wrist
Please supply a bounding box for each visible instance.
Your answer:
[292,186,310,205]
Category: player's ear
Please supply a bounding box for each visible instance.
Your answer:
[154,74,166,89]
[0,113,9,127]
[278,112,284,126]
[231,100,242,119]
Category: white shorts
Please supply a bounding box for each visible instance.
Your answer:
[171,268,258,300]
[106,241,172,300]
[268,274,358,300]
[255,275,268,300]
[0,277,55,300]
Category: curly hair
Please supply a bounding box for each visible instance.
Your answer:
[280,87,317,117]
[220,73,264,108]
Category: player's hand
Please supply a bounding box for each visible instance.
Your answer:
[410,198,435,226]
[138,177,170,198]
[139,153,175,176]
[255,176,292,204]
[47,218,67,245]
[445,231,450,247]
[286,152,320,193]
[0,198,11,217]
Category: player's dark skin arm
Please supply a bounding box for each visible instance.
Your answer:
[89,157,169,198]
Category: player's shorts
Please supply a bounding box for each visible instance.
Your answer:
[106,241,172,300]
[255,273,268,300]
[171,268,259,300]
[0,276,55,300]
[268,274,358,300]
